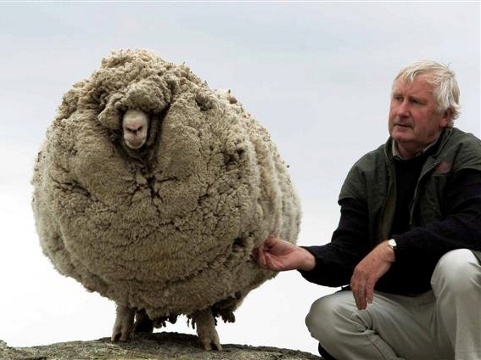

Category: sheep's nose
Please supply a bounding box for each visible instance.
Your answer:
[127,127,140,135]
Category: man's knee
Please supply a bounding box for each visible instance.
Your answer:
[431,249,481,296]
[305,296,329,340]
[305,292,357,345]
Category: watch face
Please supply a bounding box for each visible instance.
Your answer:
[388,239,397,249]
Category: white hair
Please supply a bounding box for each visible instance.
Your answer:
[393,60,461,126]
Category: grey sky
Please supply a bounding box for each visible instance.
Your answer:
[0,2,479,355]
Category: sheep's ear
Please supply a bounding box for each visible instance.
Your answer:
[98,93,124,130]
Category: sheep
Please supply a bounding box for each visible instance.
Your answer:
[31,49,301,351]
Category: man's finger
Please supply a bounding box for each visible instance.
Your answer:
[365,280,375,304]
[257,249,268,268]
[351,278,366,310]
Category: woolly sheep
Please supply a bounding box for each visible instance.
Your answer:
[32,49,301,350]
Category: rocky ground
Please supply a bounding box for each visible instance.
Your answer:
[1,332,320,359]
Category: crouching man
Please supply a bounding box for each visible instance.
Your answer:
[254,60,481,360]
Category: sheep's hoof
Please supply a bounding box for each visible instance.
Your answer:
[202,339,222,351]
[192,308,222,351]
[111,305,135,342]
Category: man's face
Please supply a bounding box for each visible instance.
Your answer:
[389,74,450,158]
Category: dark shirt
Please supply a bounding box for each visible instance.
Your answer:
[390,153,429,236]
[300,168,481,295]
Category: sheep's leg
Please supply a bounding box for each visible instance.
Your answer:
[133,309,154,334]
[111,304,135,342]
[192,308,222,351]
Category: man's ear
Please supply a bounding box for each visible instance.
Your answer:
[440,107,453,127]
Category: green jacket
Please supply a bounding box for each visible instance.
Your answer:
[339,127,481,262]
[301,127,481,293]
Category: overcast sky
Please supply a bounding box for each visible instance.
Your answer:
[0,1,479,356]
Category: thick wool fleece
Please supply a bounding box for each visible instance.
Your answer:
[32,49,301,322]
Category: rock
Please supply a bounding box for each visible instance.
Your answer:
[1,332,320,359]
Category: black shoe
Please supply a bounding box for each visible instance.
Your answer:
[318,343,336,360]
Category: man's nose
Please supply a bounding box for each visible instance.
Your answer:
[396,100,410,117]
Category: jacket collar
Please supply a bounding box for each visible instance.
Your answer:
[385,127,453,161]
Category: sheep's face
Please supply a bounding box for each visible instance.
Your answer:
[122,109,150,150]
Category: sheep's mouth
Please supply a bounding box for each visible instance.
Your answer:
[125,140,145,150]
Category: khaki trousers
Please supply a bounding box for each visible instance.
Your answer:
[305,249,481,360]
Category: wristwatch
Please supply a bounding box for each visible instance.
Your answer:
[387,239,397,250]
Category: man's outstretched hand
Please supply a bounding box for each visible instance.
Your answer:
[253,236,316,272]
